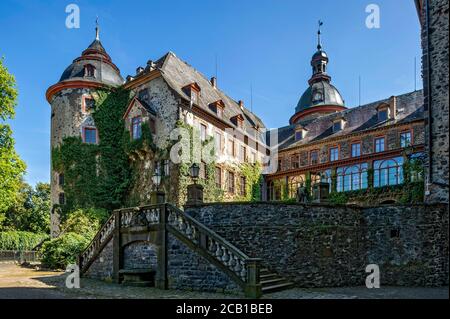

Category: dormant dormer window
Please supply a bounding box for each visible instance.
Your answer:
[84,64,96,78]
[210,100,225,118]
[294,124,308,141]
[182,83,201,106]
[230,114,245,130]
[332,117,346,133]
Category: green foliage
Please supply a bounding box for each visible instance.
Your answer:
[0,58,26,213]
[0,231,48,250]
[238,162,262,201]
[60,208,106,239]
[39,232,89,269]
[0,57,17,121]
[52,89,133,214]
[0,182,50,233]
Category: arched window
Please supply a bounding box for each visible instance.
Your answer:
[311,170,332,192]
[288,175,305,199]
[374,157,404,187]
[336,163,368,192]
[84,64,96,78]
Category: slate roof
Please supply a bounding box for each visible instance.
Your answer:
[146,52,266,140]
[269,90,424,151]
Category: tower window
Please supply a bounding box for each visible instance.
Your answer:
[58,173,65,186]
[84,64,96,78]
[83,127,98,144]
[58,193,65,205]
[83,96,95,112]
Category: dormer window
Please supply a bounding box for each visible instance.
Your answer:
[332,117,346,133]
[312,90,323,104]
[230,114,244,129]
[376,103,392,122]
[210,100,225,118]
[84,64,96,78]
[182,83,201,106]
[294,125,308,141]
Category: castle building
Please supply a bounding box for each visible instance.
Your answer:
[264,28,425,204]
[46,22,429,235]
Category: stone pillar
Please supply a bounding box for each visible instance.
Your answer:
[244,258,262,298]
[186,184,204,206]
[151,190,166,204]
[155,204,167,289]
[112,210,122,284]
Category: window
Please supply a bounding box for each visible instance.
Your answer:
[132,117,142,140]
[329,147,339,162]
[277,159,282,172]
[227,171,235,193]
[215,167,222,188]
[288,175,305,198]
[310,150,319,165]
[291,155,299,169]
[58,173,64,186]
[240,176,246,196]
[200,124,207,142]
[333,121,342,132]
[217,106,224,118]
[375,137,385,153]
[228,139,235,157]
[215,132,222,155]
[351,143,361,157]
[83,127,97,144]
[239,145,246,162]
[336,163,369,192]
[58,193,65,205]
[84,97,95,112]
[295,131,303,141]
[84,64,95,78]
[400,131,412,148]
[378,109,388,122]
[191,90,199,105]
[374,157,404,187]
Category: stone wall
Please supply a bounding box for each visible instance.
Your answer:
[186,202,448,287]
[421,0,449,203]
[123,241,158,270]
[84,239,114,280]
[167,233,241,294]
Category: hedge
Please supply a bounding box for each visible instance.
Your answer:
[0,231,49,251]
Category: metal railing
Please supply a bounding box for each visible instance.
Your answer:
[0,250,40,263]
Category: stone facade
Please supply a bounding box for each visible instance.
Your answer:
[167,233,241,294]
[187,202,449,287]
[418,0,449,203]
[84,239,114,280]
[123,241,158,270]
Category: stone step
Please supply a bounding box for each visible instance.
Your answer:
[261,282,295,293]
[260,277,288,286]
[260,273,278,280]
[122,281,153,287]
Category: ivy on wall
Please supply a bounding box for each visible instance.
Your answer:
[238,162,263,202]
[52,88,134,217]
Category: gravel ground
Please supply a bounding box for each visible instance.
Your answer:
[0,263,448,299]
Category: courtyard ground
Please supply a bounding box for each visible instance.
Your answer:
[0,262,448,299]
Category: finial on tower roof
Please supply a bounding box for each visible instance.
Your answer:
[95,16,100,41]
[317,20,323,50]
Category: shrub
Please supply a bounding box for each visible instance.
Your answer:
[60,208,106,239]
[0,231,48,250]
[39,232,89,270]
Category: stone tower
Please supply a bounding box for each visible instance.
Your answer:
[45,25,123,237]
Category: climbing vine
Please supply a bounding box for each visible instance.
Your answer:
[238,162,262,201]
[52,88,133,217]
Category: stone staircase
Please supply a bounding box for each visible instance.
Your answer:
[78,203,295,297]
[260,268,295,294]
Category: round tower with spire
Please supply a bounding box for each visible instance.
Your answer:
[46,22,123,236]
[289,21,346,124]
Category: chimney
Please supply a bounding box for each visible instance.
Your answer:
[210,77,217,88]
[136,66,144,75]
[389,96,397,119]
[238,100,244,110]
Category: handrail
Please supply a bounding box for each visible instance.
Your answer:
[166,204,259,287]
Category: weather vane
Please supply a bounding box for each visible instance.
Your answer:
[317,20,323,50]
[95,16,100,40]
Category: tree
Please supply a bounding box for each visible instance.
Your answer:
[0,57,26,213]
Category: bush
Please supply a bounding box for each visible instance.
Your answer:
[60,208,106,239]
[39,232,89,270]
[0,231,48,250]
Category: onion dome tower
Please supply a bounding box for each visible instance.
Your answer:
[46,20,123,237]
[289,21,346,124]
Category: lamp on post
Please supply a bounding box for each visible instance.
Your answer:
[151,163,165,204]
[186,163,203,207]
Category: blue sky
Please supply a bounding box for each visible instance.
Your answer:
[0,0,422,186]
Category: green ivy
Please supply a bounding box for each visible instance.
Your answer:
[238,162,262,201]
